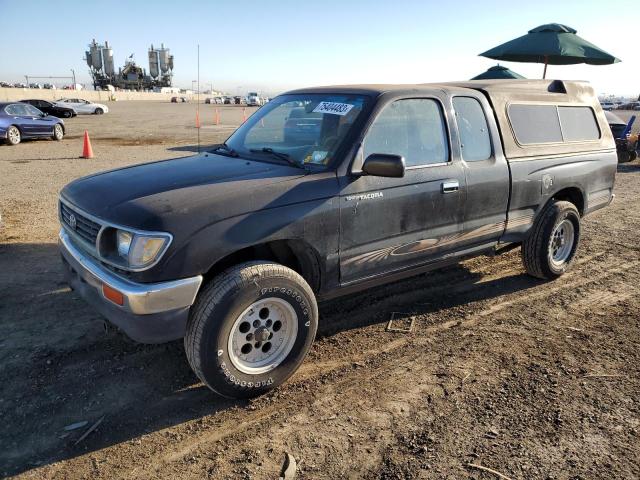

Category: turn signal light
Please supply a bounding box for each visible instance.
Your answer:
[102,284,124,306]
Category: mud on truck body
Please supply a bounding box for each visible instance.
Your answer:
[59,79,616,398]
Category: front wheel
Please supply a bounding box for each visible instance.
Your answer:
[94,108,104,115]
[522,200,581,280]
[185,261,318,399]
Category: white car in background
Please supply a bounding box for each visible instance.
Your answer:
[56,98,109,115]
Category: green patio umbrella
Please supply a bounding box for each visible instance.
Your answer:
[480,23,620,78]
[471,65,525,80]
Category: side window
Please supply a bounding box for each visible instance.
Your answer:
[364,98,449,167]
[453,97,492,161]
[508,104,563,144]
[8,104,28,116]
[558,106,600,141]
[25,104,41,116]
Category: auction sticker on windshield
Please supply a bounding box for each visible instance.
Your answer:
[313,102,354,116]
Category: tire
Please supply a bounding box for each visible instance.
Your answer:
[185,261,318,399]
[94,108,104,115]
[618,151,631,163]
[52,124,64,141]
[6,125,20,145]
[522,200,580,280]
[63,110,72,118]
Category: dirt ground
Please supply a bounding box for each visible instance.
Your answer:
[1,102,639,479]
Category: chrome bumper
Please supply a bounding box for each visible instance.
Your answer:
[59,228,203,343]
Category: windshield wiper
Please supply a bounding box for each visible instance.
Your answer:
[249,147,306,169]
[211,143,239,157]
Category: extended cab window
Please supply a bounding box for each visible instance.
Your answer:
[452,97,491,161]
[364,99,449,167]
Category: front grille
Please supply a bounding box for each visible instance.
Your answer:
[60,202,101,246]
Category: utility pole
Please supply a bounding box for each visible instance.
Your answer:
[71,69,76,87]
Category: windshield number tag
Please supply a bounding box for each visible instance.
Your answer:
[313,102,354,116]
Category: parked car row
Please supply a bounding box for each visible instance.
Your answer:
[600,100,640,111]
[205,96,234,104]
[0,101,66,145]
[0,82,78,89]
[1,97,109,145]
[21,99,76,118]
[202,96,272,105]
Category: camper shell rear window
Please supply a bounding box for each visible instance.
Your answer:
[508,104,600,145]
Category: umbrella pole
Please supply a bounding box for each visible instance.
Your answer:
[543,55,548,79]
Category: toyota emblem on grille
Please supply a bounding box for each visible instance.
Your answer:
[68,213,77,230]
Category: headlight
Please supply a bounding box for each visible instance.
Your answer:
[117,231,133,257]
[100,228,172,271]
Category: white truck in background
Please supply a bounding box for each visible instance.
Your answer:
[247,92,262,106]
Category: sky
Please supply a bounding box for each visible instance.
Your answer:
[0,0,637,97]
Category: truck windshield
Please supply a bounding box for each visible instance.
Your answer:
[223,94,369,167]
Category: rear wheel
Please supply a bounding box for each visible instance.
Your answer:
[185,261,318,399]
[52,124,64,141]
[6,126,20,145]
[522,200,580,280]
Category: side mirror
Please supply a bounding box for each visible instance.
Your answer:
[362,153,405,178]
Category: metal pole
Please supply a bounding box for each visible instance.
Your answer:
[543,56,548,79]
[71,69,76,86]
[25,75,29,87]
[197,44,200,154]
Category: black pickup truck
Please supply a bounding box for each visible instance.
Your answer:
[59,80,617,398]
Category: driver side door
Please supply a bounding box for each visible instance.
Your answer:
[338,95,466,284]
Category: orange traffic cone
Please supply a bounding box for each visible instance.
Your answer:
[195,110,201,128]
[242,107,247,123]
[81,130,94,159]
[215,108,220,125]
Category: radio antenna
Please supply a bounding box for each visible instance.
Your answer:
[197,43,200,154]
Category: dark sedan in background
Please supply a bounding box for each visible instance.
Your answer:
[20,99,76,118]
[0,102,65,145]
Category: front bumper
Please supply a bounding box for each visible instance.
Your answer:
[59,228,203,343]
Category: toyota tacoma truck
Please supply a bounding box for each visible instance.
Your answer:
[59,80,616,399]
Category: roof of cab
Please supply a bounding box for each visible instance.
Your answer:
[287,79,591,98]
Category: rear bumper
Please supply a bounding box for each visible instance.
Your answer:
[59,228,202,343]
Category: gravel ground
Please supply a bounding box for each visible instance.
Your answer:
[0,102,639,479]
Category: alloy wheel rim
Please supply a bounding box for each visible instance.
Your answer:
[227,297,298,375]
[549,219,575,266]
[8,127,19,143]
[54,125,63,139]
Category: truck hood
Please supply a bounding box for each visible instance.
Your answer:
[61,152,308,231]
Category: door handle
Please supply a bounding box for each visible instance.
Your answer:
[441,180,459,193]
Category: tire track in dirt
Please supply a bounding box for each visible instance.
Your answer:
[124,253,638,478]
